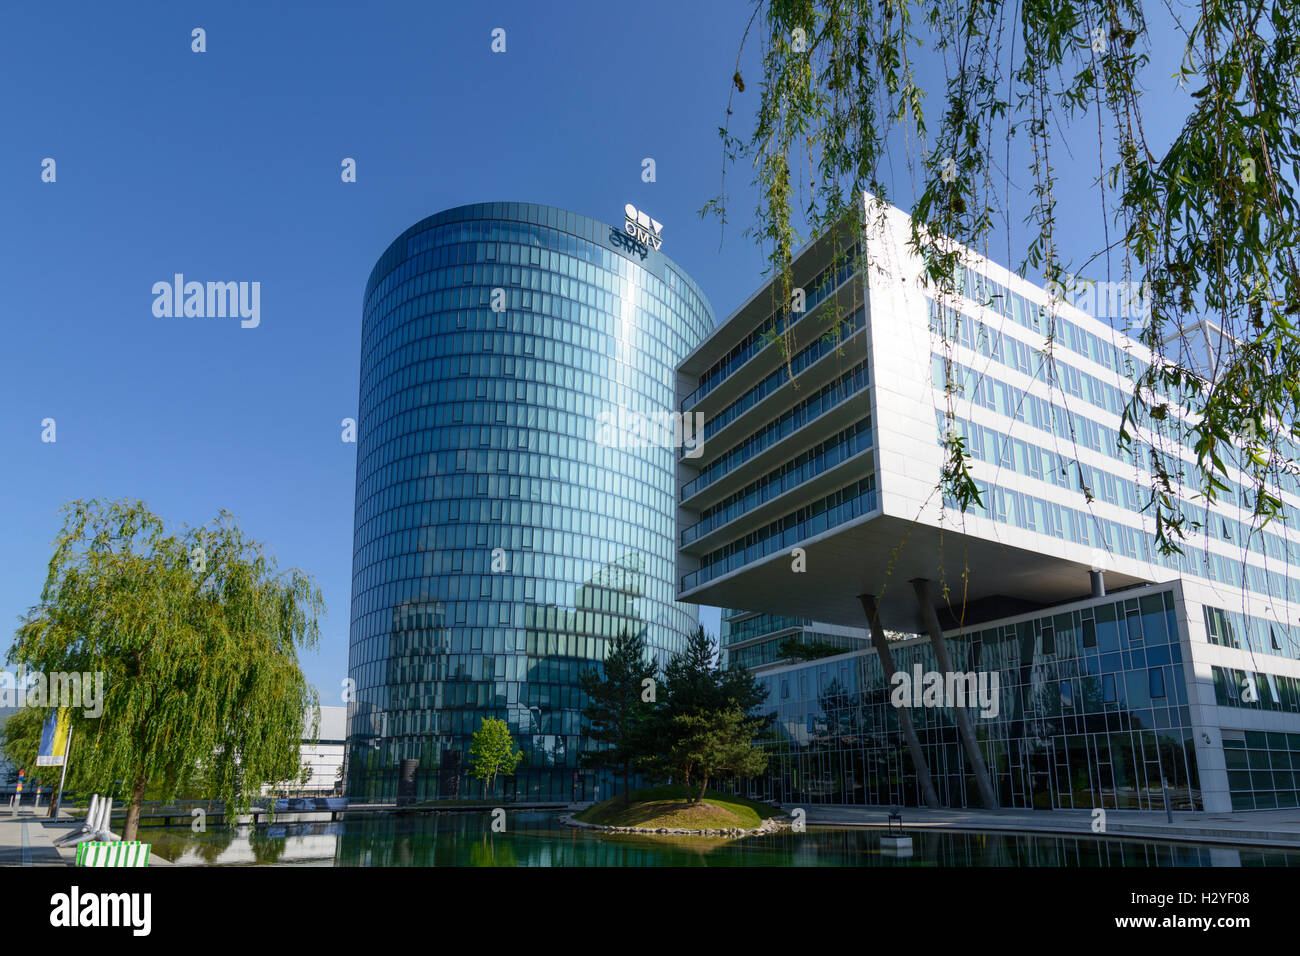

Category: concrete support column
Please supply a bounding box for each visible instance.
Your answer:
[1090,570,1106,598]
[910,578,999,810]
[857,594,942,809]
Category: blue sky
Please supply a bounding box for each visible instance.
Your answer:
[0,1,1193,699]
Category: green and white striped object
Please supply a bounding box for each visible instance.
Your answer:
[75,841,151,867]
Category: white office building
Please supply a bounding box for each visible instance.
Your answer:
[676,198,1300,812]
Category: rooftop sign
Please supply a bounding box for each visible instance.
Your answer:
[623,204,663,251]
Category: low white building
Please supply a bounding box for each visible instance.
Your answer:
[265,705,347,796]
[298,705,347,793]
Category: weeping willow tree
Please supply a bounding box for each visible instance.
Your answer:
[8,499,322,840]
[707,0,1300,564]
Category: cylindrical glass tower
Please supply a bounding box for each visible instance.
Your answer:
[346,202,713,801]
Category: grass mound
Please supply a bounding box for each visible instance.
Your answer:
[574,784,779,830]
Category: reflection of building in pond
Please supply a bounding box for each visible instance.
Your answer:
[324,810,1297,867]
[160,822,342,866]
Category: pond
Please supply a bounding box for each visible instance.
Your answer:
[140,810,1300,866]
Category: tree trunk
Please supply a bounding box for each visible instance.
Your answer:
[696,774,709,804]
[123,774,147,842]
[622,764,631,806]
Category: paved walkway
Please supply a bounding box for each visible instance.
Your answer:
[789,804,1300,848]
[0,809,73,866]
[0,809,178,867]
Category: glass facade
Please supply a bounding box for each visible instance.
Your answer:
[738,588,1204,811]
[1204,604,1300,661]
[1221,731,1300,811]
[346,202,712,801]
[930,268,1300,610]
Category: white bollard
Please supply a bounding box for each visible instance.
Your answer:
[56,792,104,846]
[97,797,120,841]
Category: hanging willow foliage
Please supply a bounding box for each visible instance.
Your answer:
[8,499,323,840]
[706,0,1300,556]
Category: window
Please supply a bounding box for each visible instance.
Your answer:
[1126,607,1143,643]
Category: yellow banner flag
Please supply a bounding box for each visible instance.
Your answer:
[36,707,70,766]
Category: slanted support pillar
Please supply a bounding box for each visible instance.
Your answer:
[857,594,941,809]
[910,578,999,809]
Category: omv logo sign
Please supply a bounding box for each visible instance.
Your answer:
[623,204,663,250]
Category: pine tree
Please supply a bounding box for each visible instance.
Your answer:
[665,708,769,804]
[651,627,770,802]
[579,628,657,805]
[659,626,718,715]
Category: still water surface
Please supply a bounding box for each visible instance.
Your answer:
[143,811,1299,866]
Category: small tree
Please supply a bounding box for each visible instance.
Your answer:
[663,708,769,804]
[579,629,657,805]
[468,717,523,799]
[705,709,770,801]
[649,627,771,802]
[9,499,322,840]
[0,706,84,815]
[1,707,57,787]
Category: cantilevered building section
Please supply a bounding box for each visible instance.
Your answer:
[676,196,1300,813]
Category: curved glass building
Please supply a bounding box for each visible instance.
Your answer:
[346,202,713,801]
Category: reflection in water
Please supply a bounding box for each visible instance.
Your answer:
[142,812,1300,867]
[147,822,342,866]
